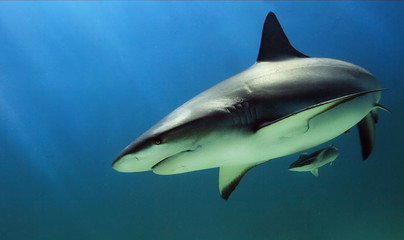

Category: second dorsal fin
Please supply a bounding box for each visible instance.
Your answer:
[257,12,308,62]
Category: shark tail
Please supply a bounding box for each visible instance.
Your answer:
[357,104,390,160]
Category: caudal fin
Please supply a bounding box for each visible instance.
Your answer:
[357,104,390,160]
[357,113,375,160]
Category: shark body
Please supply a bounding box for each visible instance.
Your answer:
[288,145,339,176]
[113,12,387,200]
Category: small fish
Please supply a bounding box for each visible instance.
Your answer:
[288,145,339,176]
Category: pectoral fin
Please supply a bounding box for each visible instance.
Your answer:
[311,169,318,176]
[218,161,268,200]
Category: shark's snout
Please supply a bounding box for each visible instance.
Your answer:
[112,153,139,172]
[112,136,188,173]
[112,140,152,172]
[112,144,134,167]
[112,135,157,172]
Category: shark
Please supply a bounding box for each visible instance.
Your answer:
[288,145,339,176]
[112,12,388,200]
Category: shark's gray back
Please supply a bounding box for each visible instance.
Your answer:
[148,57,380,137]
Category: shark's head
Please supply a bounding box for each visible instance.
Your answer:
[112,133,192,173]
[112,106,229,173]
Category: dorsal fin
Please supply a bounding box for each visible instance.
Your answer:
[257,12,308,62]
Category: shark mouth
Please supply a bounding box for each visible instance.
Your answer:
[151,149,195,170]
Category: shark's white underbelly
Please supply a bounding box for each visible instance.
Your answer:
[152,92,376,175]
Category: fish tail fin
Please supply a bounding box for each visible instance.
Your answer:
[357,103,390,160]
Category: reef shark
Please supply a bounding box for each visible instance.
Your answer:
[288,145,339,176]
[112,12,387,200]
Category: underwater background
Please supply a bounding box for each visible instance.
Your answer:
[1,1,403,240]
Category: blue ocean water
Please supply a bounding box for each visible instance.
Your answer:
[1,1,403,239]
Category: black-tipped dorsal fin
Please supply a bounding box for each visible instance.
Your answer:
[257,12,308,62]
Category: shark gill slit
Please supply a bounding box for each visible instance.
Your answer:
[231,101,257,128]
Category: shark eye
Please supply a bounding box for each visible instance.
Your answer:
[153,137,162,145]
